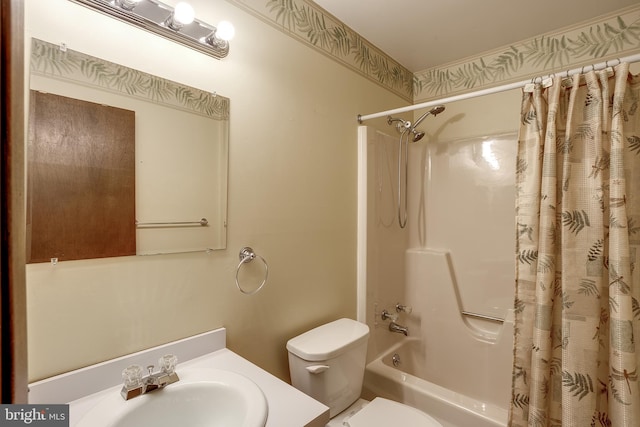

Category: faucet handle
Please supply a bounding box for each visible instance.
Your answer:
[395,303,412,314]
[122,364,144,388]
[381,309,398,322]
[159,354,178,374]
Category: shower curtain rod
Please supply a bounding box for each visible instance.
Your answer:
[357,52,640,123]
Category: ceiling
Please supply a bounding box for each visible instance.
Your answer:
[312,0,639,72]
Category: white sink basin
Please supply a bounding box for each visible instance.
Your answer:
[76,368,268,427]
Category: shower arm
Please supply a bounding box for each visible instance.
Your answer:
[387,117,405,125]
[387,116,412,131]
[387,105,445,135]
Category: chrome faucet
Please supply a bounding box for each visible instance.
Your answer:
[389,322,408,336]
[381,308,409,335]
[121,355,180,400]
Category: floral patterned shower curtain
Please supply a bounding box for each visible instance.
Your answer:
[509,62,640,426]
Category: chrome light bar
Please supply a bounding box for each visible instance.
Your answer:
[68,0,230,59]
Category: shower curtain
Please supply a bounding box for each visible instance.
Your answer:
[509,62,640,426]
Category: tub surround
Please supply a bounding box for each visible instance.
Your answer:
[404,249,513,407]
[359,249,512,427]
[358,126,513,427]
[363,342,507,427]
[29,327,329,427]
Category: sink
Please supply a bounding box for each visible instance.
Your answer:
[76,368,268,427]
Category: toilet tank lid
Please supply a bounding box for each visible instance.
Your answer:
[286,318,369,361]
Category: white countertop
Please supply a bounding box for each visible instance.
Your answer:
[29,328,329,427]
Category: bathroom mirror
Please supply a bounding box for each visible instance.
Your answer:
[27,38,229,260]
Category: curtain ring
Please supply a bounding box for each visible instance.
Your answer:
[235,247,269,295]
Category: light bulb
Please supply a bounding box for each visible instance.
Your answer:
[173,2,195,25]
[215,21,235,41]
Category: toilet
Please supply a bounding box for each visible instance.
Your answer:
[286,318,442,427]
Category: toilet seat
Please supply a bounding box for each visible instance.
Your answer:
[346,398,442,427]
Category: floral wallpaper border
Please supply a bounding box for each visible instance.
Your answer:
[229,0,414,101]
[229,1,640,103]
[414,5,640,102]
[30,39,230,120]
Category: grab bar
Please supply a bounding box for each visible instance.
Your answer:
[461,311,504,323]
[136,218,209,228]
[138,248,213,256]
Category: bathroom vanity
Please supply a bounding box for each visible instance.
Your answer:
[28,327,330,427]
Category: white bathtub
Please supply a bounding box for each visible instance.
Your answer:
[362,339,508,427]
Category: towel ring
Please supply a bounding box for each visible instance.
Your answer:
[235,247,268,295]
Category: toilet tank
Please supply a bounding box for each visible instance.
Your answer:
[286,318,370,417]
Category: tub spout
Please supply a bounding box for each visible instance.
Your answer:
[389,322,408,336]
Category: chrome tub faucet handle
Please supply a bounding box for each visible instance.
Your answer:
[381,309,398,322]
[395,303,412,314]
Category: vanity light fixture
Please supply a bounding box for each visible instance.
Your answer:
[115,0,140,11]
[68,0,234,59]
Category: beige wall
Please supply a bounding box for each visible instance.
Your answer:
[24,0,405,382]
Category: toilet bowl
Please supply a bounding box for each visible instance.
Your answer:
[286,318,442,427]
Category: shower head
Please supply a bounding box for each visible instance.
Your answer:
[411,130,425,142]
[430,105,446,115]
[387,104,445,142]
